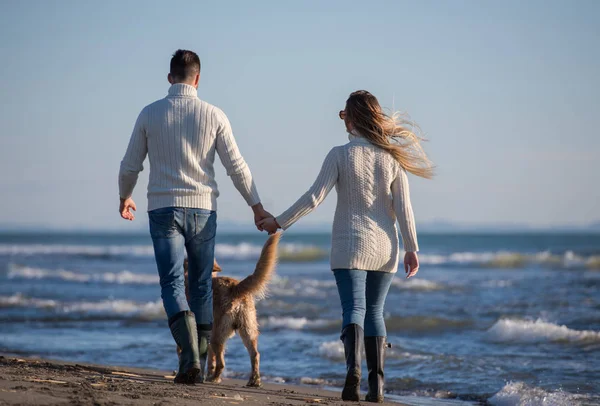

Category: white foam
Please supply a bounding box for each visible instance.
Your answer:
[482,280,514,288]
[299,377,328,385]
[418,250,597,269]
[318,340,345,361]
[318,340,432,361]
[261,316,333,330]
[0,244,153,257]
[215,243,262,260]
[0,242,327,262]
[489,382,591,406]
[268,276,337,298]
[0,293,58,309]
[265,376,287,384]
[391,278,445,291]
[0,293,164,320]
[318,340,430,362]
[486,318,600,344]
[7,264,158,285]
[62,299,163,318]
[216,242,327,261]
[2,242,598,269]
[269,275,445,298]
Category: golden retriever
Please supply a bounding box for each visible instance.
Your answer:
[180,233,280,387]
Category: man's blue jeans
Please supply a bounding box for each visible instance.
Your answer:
[149,207,216,328]
[333,269,395,337]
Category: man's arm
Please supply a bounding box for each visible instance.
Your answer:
[118,108,148,220]
[214,109,269,224]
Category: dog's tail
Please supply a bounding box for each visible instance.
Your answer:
[233,233,281,300]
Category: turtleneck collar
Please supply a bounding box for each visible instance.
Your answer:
[167,83,198,98]
[348,130,372,144]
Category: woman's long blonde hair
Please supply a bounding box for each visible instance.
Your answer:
[345,90,434,179]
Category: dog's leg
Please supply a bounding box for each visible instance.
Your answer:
[239,330,261,387]
[208,341,225,384]
[207,344,216,379]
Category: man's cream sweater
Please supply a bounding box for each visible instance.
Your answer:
[276,134,419,273]
[119,84,260,211]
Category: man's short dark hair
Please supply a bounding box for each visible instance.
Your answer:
[170,49,201,81]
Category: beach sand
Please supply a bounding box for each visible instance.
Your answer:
[0,356,401,405]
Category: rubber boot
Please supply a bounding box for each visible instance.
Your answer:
[169,311,200,384]
[340,324,363,401]
[364,336,386,403]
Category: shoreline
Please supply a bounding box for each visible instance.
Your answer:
[0,355,403,405]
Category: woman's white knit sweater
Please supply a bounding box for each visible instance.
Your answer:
[276,133,419,273]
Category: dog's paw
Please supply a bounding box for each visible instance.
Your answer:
[207,375,222,384]
[246,376,262,388]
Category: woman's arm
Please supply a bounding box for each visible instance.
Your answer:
[391,166,419,253]
[264,148,339,232]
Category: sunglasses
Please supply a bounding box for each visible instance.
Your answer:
[339,110,346,120]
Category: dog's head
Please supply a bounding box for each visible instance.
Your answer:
[183,258,222,275]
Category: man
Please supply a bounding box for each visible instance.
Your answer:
[118,49,271,384]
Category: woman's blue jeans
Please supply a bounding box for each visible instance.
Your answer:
[148,207,216,328]
[333,269,394,337]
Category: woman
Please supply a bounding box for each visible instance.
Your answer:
[259,90,433,403]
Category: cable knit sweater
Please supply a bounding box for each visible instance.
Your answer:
[276,133,419,273]
[119,83,260,211]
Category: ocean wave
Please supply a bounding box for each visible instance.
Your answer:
[391,278,446,291]
[318,340,431,362]
[0,293,164,320]
[1,266,460,303]
[419,250,600,270]
[3,241,600,269]
[386,315,472,333]
[217,242,327,262]
[0,242,328,263]
[268,276,447,298]
[260,316,337,331]
[485,318,600,345]
[7,264,158,285]
[268,276,337,298]
[489,381,594,406]
[0,244,154,257]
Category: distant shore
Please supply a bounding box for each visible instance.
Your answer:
[0,355,402,405]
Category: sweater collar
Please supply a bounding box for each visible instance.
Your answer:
[168,83,198,98]
[348,130,372,144]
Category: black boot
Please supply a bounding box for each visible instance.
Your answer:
[169,311,200,384]
[340,324,363,401]
[196,323,211,383]
[364,336,386,403]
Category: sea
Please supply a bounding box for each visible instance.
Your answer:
[1,231,599,405]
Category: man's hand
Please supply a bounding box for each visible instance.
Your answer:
[119,197,137,221]
[404,252,419,279]
[251,203,273,231]
[257,217,280,235]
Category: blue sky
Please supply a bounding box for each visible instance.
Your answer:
[0,0,598,231]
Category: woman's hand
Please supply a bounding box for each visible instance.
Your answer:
[404,252,419,279]
[258,217,280,235]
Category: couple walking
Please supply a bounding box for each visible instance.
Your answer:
[118,49,433,403]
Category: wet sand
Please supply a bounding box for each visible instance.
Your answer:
[0,356,401,405]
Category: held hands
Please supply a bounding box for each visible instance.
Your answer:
[252,203,273,232]
[404,252,419,279]
[119,197,137,221]
[252,203,280,234]
[257,217,280,235]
